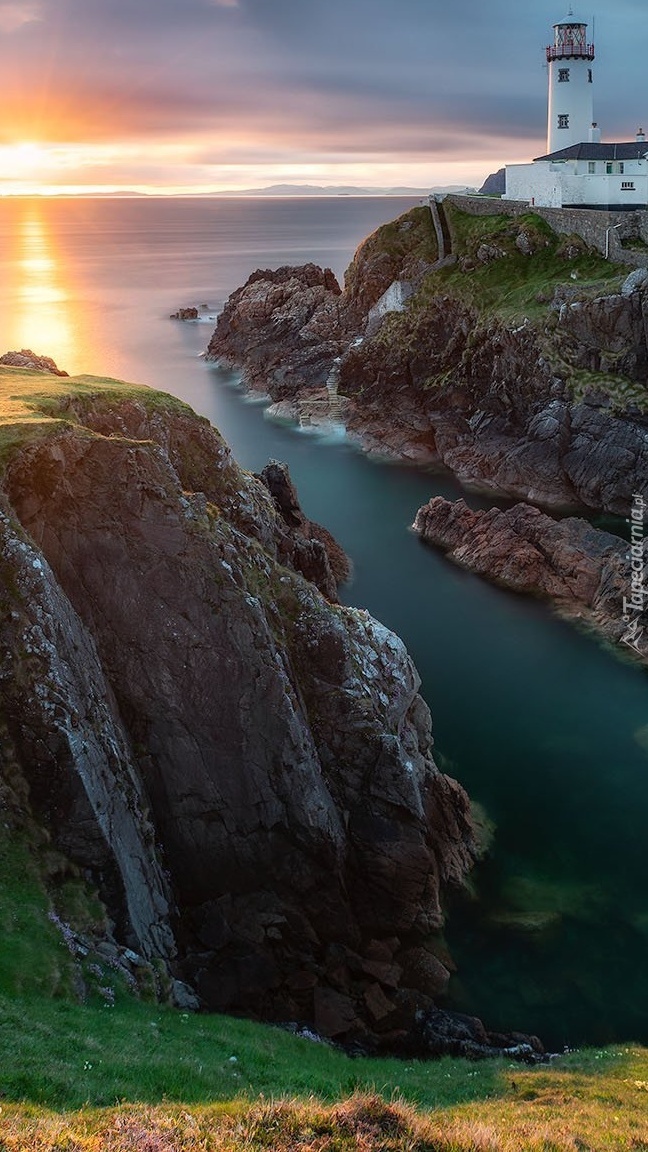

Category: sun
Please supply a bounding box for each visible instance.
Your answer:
[0,140,71,194]
[9,141,51,174]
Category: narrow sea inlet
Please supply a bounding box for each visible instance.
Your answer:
[1,194,647,1048]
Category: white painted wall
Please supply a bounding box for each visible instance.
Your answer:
[504,163,564,207]
[504,161,648,208]
[559,172,648,206]
[547,55,594,151]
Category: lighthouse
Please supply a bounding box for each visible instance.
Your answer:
[546,11,595,152]
[503,12,648,210]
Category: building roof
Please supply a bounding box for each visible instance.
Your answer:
[554,13,587,25]
[534,142,648,162]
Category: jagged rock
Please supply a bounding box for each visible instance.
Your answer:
[170,307,199,320]
[0,349,68,376]
[398,945,451,998]
[476,243,507,264]
[259,459,351,597]
[416,1006,546,1063]
[206,264,349,397]
[0,503,174,960]
[0,374,478,1051]
[622,268,648,297]
[413,496,648,662]
[515,231,535,256]
[170,979,201,1011]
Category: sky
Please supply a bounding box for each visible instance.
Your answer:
[0,0,647,194]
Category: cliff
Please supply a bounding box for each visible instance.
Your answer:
[206,203,648,516]
[0,363,512,1054]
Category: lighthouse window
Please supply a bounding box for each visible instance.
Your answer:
[558,68,570,82]
[588,68,593,82]
[558,114,569,129]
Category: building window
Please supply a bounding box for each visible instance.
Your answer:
[606,162,613,174]
[588,161,596,174]
[559,68,570,82]
[619,162,625,174]
[588,68,593,82]
[621,181,635,190]
[558,114,569,129]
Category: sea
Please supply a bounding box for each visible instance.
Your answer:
[1,194,647,1050]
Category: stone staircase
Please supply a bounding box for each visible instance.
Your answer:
[296,357,347,429]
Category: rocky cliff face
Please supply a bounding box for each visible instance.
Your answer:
[207,263,352,397]
[0,369,487,1051]
[206,205,648,516]
[413,497,648,663]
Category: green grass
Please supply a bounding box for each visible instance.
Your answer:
[0,828,75,1001]
[1,807,648,1150]
[413,206,624,324]
[0,992,509,1110]
[344,206,439,303]
[567,367,648,412]
[1,1026,648,1149]
[0,366,195,469]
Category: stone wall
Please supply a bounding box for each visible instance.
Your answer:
[367,279,412,335]
[438,193,648,268]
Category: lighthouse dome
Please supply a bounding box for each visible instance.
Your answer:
[554,13,588,25]
[548,13,585,25]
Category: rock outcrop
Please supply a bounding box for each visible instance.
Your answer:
[412,496,648,662]
[206,205,648,515]
[0,368,502,1053]
[0,349,68,375]
[207,264,352,398]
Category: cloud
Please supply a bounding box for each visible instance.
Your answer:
[0,0,41,32]
[2,0,647,189]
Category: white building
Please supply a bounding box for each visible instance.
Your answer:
[504,11,648,209]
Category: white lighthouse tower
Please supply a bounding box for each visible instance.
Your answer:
[546,10,595,152]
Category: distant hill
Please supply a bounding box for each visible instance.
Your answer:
[477,168,506,196]
[215,183,473,197]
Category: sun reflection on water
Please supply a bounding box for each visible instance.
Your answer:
[11,207,76,369]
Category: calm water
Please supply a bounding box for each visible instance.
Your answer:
[1,196,647,1049]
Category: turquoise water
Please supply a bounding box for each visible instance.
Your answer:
[1,196,647,1048]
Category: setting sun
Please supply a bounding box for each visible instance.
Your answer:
[6,142,49,174]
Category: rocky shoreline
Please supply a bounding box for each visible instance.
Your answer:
[201,204,648,665]
[413,496,648,664]
[205,205,648,516]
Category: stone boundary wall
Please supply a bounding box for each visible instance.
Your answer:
[428,196,447,260]
[438,193,648,268]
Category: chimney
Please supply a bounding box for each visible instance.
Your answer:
[589,122,601,142]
